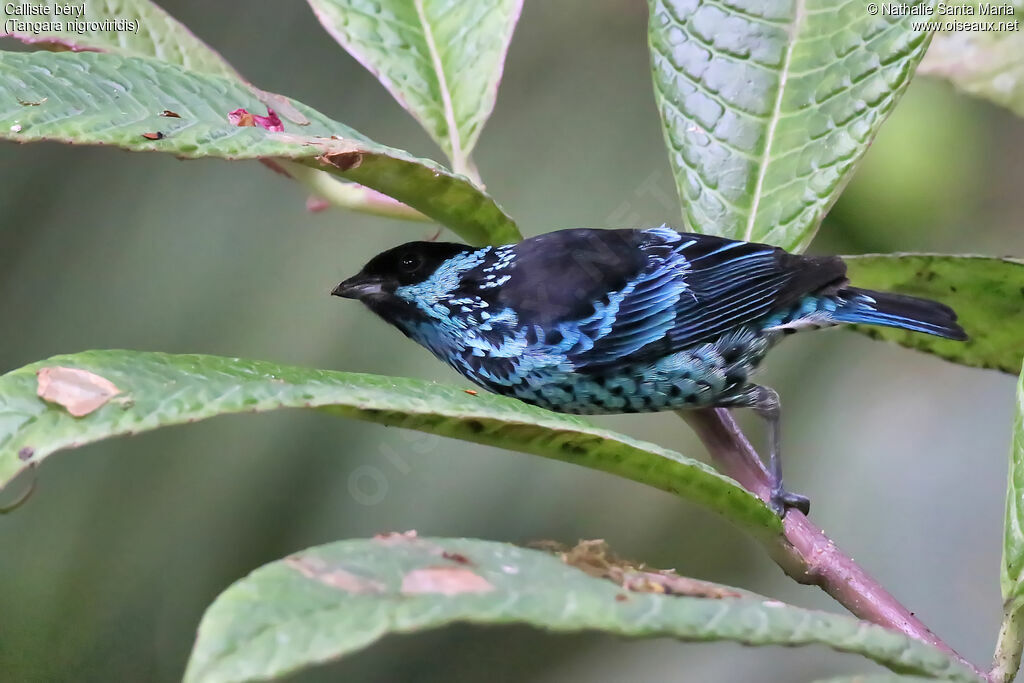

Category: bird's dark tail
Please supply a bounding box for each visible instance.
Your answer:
[832,287,967,341]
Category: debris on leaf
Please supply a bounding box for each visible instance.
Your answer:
[159,109,181,118]
[141,131,164,140]
[317,150,363,171]
[17,97,46,106]
[36,367,121,417]
[373,530,418,544]
[463,389,478,396]
[286,554,386,593]
[17,447,33,461]
[442,551,472,565]
[538,539,745,599]
[401,567,494,595]
[227,107,284,132]
[10,124,22,133]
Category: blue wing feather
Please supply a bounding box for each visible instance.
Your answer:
[454,227,847,371]
[574,228,847,368]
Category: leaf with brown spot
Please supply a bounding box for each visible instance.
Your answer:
[401,567,494,596]
[186,537,978,683]
[1,17,505,231]
[285,555,385,593]
[0,52,522,246]
[36,367,120,418]
[0,351,777,536]
[318,151,363,171]
[544,539,745,599]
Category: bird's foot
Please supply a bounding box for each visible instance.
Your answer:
[769,487,810,518]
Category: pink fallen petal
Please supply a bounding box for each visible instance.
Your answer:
[227,108,255,127]
[227,107,284,132]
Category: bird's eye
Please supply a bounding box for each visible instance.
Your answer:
[398,253,422,273]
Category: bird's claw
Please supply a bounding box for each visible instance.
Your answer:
[769,487,810,518]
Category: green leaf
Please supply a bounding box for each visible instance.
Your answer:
[992,362,1024,682]
[920,9,1024,118]
[843,254,1024,374]
[810,676,944,683]
[1,1,430,222]
[0,0,237,78]
[648,0,932,252]
[0,50,520,246]
[184,536,980,683]
[0,350,780,538]
[307,0,523,174]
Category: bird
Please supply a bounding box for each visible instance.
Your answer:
[332,226,967,516]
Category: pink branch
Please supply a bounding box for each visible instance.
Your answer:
[681,408,985,679]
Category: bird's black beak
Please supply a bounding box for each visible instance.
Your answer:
[331,275,384,299]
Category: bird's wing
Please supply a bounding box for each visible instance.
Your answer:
[573,229,848,368]
[491,228,651,327]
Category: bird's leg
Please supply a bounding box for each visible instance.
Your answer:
[751,385,810,517]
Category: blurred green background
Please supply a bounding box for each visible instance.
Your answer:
[1,1,1022,681]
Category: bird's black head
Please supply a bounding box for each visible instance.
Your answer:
[332,241,476,321]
